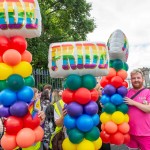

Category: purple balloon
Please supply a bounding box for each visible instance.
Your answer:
[67,102,83,118]
[117,86,128,97]
[103,84,116,96]
[0,106,10,117]
[84,101,98,115]
[10,101,28,117]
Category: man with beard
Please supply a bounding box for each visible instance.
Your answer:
[124,69,150,150]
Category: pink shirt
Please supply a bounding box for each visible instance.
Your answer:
[127,88,150,136]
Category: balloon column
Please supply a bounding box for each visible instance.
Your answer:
[99,29,130,145]
[0,0,43,150]
[49,42,109,150]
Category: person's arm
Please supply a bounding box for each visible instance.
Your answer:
[38,110,46,125]
[124,97,150,113]
[54,108,67,127]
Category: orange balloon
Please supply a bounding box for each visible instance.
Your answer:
[34,126,44,142]
[118,122,130,134]
[104,121,118,134]
[1,134,17,150]
[16,128,35,148]
[106,68,116,80]
[21,50,32,63]
[101,123,105,130]
[3,49,21,66]
[117,70,128,80]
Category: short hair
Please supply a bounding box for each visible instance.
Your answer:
[130,69,144,77]
[43,84,52,90]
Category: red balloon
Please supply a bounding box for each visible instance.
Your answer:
[117,70,128,80]
[10,36,27,54]
[23,113,40,130]
[21,50,32,63]
[106,68,116,80]
[0,36,10,56]
[16,128,35,148]
[100,130,110,143]
[62,89,75,104]
[3,49,21,66]
[118,122,130,134]
[74,88,91,104]
[1,134,17,150]
[110,132,124,145]
[100,76,110,88]
[4,116,23,135]
[34,126,44,142]
[122,81,128,88]
[123,133,130,144]
[90,89,99,101]
[110,76,123,88]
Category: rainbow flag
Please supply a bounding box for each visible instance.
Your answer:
[28,100,38,119]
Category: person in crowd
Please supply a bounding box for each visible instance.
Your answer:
[124,69,150,150]
[51,89,62,104]
[95,83,111,150]
[43,84,53,102]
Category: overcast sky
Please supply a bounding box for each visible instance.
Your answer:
[86,0,150,74]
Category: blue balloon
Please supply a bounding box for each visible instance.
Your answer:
[0,89,17,107]
[76,114,94,132]
[0,106,10,117]
[17,86,34,103]
[110,94,123,105]
[100,95,110,105]
[117,86,128,97]
[67,102,83,118]
[64,114,76,129]
[103,84,116,96]
[84,101,98,115]
[91,114,100,126]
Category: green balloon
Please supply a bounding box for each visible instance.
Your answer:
[103,102,116,114]
[82,74,97,90]
[123,62,129,71]
[117,103,128,114]
[112,59,123,71]
[66,74,82,90]
[7,74,24,91]
[85,127,100,141]
[109,60,114,67]
[24,75,35,87]
[68,128,84,144]
[63,80,68,89]
[0,80,8,91]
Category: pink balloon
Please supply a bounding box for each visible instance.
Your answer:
[34,126,44,142]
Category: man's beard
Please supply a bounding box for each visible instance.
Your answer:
[132,82,143,89]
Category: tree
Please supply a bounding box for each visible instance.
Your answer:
[27,0,96,69]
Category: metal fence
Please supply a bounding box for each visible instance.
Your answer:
[33,69,64,91]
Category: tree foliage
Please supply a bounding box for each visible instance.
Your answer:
[27,0,96,68]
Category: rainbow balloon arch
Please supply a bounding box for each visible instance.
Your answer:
[0,0,44,150]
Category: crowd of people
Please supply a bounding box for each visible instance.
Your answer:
[0,68,150,150]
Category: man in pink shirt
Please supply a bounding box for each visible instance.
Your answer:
[124,69,150,150]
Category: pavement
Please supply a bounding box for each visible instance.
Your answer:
[111,144,128,150]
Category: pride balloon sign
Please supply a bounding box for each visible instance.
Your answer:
[0,1,43,149]
[48,42,109,78]
[99,30,130,145]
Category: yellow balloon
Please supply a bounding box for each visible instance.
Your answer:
[0,63,13,80]
[100,112,111,123]
[93,137,102,150]
[124,114,129,123]
[13,61,32,78]
[62,138,77,150]
[111,111,125,124]
[77,139,95,150]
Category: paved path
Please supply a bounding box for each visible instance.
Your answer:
[111,144,128,150]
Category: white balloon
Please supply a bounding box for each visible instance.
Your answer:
[0,0,41,38]
[48,41,109,78]
[107,29,129,62]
